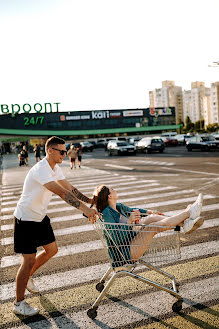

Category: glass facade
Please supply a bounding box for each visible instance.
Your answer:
[0,107,176,133]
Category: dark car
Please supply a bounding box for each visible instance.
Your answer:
[80,141,94,152]
[88,141,97,148]
[186,135,219,152]
[136,137,165,153]
[107,141,136,156]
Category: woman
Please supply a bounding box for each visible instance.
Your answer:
[92,185,203,264]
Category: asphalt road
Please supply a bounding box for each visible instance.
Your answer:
[0,147,219,329]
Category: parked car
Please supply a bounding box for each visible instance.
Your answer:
[127,137,141,145]
[175,134,186,145]
[211,132,219,140]
[72,142,81,149]
[136,137,165,153]
[107,141,136,156]
[186,135,219,152]
[88,140,97,148]
[161,132,177,138]
[160,136,178,147]
[96,138,114,148]
[80,141,94,152]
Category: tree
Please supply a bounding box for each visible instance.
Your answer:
[194,119,205,132]
[206,123,219,133]
[185,116,194,132]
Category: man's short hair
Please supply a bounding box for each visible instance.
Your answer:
[45,136,65,152]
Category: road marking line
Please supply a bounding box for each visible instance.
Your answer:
[129,160,175,166]
[105,164,134,170]
[161,166,219,176]
[122,189,194,203]
[130,194,215,209]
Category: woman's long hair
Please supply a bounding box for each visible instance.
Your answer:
[92,185,110,213]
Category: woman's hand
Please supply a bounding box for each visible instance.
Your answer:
[147,209,164,215]
[128,210,141,224]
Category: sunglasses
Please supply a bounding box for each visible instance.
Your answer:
[52,147,67,156]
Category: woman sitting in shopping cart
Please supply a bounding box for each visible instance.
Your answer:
[92,186,203,263]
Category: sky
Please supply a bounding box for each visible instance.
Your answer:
[0,0,218,113]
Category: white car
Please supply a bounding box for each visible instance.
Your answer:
[136,137,165,153]
[107,141,136,156]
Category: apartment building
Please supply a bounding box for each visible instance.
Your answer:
[149,81,183,124]
[210,82,219,124]
[183,81,218,126]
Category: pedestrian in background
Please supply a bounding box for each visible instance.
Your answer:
[33,144,41,163]
[23,145,29,166]
[77,145,83,168]
[18,149,26,167]
[13,136,100,317]
[67,145,77,169]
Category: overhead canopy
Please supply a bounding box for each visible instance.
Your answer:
[0,125,182,137]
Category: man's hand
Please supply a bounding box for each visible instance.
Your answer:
[83,208,101,224]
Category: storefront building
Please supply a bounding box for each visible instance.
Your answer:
[0,107,182,152]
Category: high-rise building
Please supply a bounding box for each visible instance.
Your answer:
[210,82,219,124]
[149,81,183,124]
[183,82,215,127]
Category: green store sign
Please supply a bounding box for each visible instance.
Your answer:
[0,102,61,117]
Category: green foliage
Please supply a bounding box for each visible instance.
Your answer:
[206,123,219,133]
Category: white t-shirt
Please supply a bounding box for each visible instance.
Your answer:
[14,157,65,222]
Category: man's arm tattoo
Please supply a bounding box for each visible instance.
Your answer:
[64,193,81,209]
[72,187,90,203]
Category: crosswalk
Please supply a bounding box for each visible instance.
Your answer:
[0,169,219,328]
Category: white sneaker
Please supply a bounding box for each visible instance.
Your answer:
[26,277,39,294]
[13,300,39,316]
[183,216,204,234]
[189,193,203,219]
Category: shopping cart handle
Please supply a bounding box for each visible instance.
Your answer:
[174,226,181,231]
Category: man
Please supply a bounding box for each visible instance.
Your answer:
[13,136,99,316]
[67,144,77,169]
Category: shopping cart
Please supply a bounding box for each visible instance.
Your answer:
[87,217,183,319]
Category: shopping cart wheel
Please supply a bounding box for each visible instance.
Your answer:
[87,307,98,319]
[96,282,104,292]
[172,299,183,313]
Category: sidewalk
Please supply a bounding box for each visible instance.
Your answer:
[1,153,107,186]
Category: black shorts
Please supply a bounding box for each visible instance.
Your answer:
[14,215,55,254]
[78,155,82,161]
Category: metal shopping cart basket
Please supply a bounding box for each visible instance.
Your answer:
[87,218,183,319]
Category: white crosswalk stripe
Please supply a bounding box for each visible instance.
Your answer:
[129,159,175,166]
